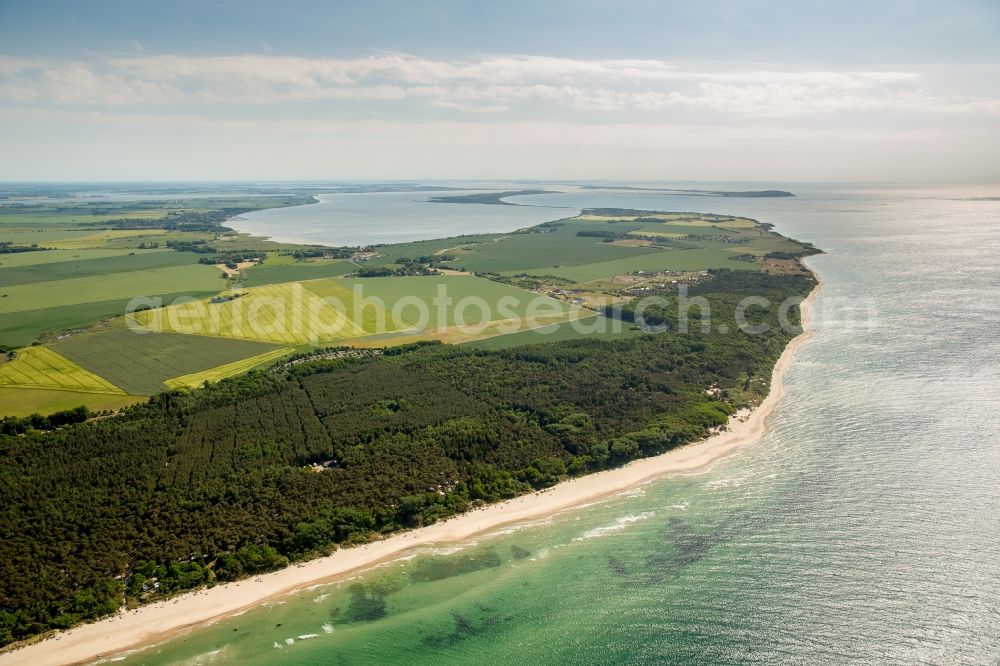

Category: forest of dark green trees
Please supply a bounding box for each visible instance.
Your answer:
[0,271,814,647]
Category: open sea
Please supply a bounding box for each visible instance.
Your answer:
[113,184,1000,665]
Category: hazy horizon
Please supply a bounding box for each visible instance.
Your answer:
[1,0,999,183]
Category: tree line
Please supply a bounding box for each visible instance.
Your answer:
[0,271,814,646]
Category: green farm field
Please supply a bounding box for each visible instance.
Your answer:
[45,229,184,249]
[0,249,201,287]
[0,264,222,315]
[0,191,816,418]
[0,346,125,394]
[332,275,572,327]
[0,207,174,228]
[0,290,219,348]
[0,247,144,268]
[0,228,101,244]
[463,314,645,350]
[130,275,572,345]
[131,281,366,344]
[366,234,495,267]
[0,191,330,417]
[163,347,294,389]
[441,228,656,274]
[0,195,310,228]
[0,387,145,418]
[239,259,356,286]
[468,213,807,283]
[373,213,806,286]
[51,329,290,395]
[521,246,753,283]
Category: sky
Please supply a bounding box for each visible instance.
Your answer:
[1,0,998,182]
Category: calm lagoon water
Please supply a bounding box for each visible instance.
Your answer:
[116,185,1000,665]
[231,190,574,246]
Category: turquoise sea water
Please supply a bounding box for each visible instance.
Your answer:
[113,185,1000,665]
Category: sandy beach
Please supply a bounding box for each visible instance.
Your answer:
[1,285,819,666]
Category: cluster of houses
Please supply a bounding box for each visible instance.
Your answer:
[678,233,749,244]
[539,286,586,305]
[612,271,712,298]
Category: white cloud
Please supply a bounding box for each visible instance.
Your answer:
[0,53,997,181]
[428,99,511,113]
[0,53,996,118]
[3,106,996,182]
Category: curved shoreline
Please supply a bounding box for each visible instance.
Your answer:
[1,283,820,666]
[227,190,574,247]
